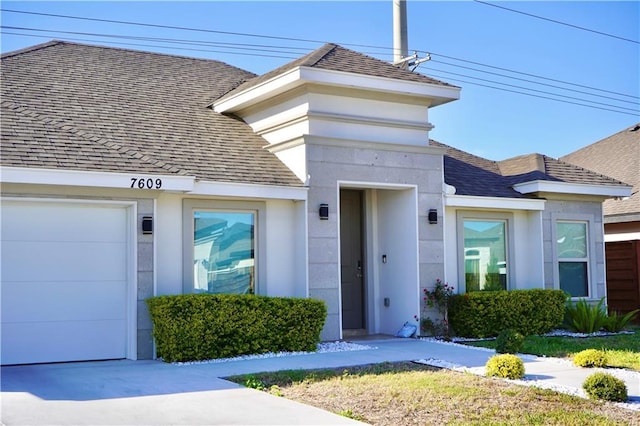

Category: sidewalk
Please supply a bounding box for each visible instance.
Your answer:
[1,337,638,425]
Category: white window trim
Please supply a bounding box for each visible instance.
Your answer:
[456,211,515,293]
[182,199,266,295]
[551,213,597,299]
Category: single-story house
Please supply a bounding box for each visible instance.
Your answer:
[561,124,640,316]
[0,41,631,365]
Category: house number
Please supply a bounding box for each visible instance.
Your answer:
[130,178,162,189]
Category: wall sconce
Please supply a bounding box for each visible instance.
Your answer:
[142,216,153,234]
[319,203,329,220]
[428,209,438,224]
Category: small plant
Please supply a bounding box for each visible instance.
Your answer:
[582,372,628,402]
[338,409,367,422]
[244,376,266,391]
[424,279,455,314]
[485,354,525,380]
[495,329,525,354]
[573,349,608,368]
[604,309,639,333]
[421,279,455,338]
[564,297,607,334]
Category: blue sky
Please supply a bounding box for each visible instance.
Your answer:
[1,1,638,161]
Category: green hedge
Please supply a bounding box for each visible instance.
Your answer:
[448,289,565,338]
[146,294,327,362]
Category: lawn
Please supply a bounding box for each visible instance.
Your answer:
[227,362,637,425]
[464,328,640,371]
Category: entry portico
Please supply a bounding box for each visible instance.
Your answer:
[214,43,460,339]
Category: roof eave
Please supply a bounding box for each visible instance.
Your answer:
[213,65,461,114]
[513,180,633,198]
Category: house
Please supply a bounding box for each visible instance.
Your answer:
[561,124,640,316]
[0,41,631,365]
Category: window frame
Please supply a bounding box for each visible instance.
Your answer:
[456,211,515,293]
[182,199,266,295]
[552,216,594,299]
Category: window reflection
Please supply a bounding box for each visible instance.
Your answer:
[463,220,507,292]
[193,211,255,294]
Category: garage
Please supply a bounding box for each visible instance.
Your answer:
[1,199,133,365]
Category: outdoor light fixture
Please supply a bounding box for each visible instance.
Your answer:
[142,216,153,234]
[319,203,329,220]
[428,209,438,224]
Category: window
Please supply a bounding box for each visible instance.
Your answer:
[183,200,265,295]
[556,221,588,297]
[463,219,508,292]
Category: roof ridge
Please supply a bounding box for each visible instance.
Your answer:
[1,39,248,68]
[300,43,338,67]
[1,40,63,59]
[552,156,629,186]
[1,100,188,176]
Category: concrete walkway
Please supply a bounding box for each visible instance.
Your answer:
[1,338,638,425]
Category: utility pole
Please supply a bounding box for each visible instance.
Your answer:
[393,0,409,66]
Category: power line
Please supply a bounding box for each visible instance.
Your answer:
[0,32,300,60]
[425,66,638,113]
[2,26,309,55]
[427,52,639,100]
[428,59,639,106]
[426,73,639,117]
[2,8,637,108]
[473,0,640,45]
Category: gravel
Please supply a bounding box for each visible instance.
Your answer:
[172,341,376,366]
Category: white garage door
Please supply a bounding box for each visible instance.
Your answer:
[1,200,131,365]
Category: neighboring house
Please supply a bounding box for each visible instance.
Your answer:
[0,41,631,365]
[561,124,640,316]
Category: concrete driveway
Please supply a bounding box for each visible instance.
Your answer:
[2,338,638,425]
[1,360,362,425]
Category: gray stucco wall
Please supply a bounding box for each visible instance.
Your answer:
[541,198,606,299]
[305,139,445,340]
[136,198,154,360]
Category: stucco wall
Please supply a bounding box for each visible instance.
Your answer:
[305,138,445,340]
[542,198,606,299]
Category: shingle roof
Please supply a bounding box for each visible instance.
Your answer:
[1,41,302,186]
[431,140,627,198]
[561,123,640,217]
[218,43,456,101]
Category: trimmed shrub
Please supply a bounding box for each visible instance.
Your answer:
[573,349,608,368]
[495,329,525,354]
[565,297,607,333]
[448,289,565,338]
[485,354,525,380]
[583,372,628,402]
[146,294,327,362]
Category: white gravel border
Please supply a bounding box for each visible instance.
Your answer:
[171,341,376,366]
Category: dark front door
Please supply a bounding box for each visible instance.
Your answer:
[340,189,365,330]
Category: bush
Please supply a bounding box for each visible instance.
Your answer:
[565,297,607,333]
[495,329,525,354]
[146,294,327,362]
[582,372,628,402]
[485,354,525,380]
[448,289,565,338]
[604,309,639,333]
[573,349,608,368]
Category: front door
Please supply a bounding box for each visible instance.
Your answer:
[340,189,365,331]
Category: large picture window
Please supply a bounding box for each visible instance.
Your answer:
[556,221,589,297]
[193,211,255,294]
[463,219,508,292]
[183,199,264,295]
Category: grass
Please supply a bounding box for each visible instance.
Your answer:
[227,362,637,425]
[464,327,640,371]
